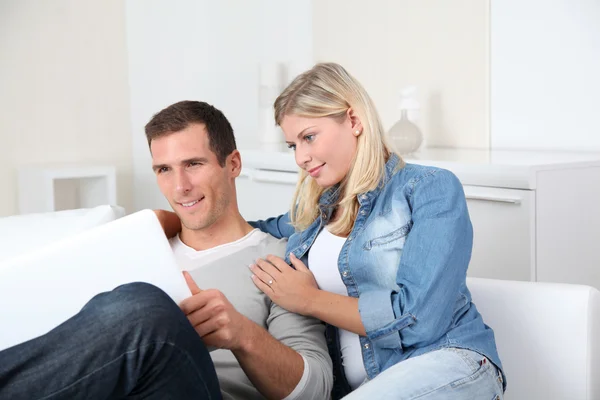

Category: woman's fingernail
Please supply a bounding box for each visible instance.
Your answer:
[248,264,254,269]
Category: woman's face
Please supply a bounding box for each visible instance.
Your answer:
[281,112,361,188]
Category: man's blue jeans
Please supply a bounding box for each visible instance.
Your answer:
[0,282,222,399]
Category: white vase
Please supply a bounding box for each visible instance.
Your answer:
[388,109,423,155]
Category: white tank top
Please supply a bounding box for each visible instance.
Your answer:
[308,227,368,390]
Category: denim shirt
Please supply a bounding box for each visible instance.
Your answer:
[251,154,504,394]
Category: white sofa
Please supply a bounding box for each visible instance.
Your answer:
[0,205,125,264]
[1,208,598,399]
[469,277,600,400]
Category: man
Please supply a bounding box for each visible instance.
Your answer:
[148,100,332,399]
[0,101,332,400]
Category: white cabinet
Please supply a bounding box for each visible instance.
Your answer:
[238,148,600,289]
[237,168,297,222]
[463,186,536,282]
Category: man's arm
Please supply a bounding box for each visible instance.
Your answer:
[179,272,312,400]
[153,209,181,238]
[233,322,306,399]
[259,301,333,400]
[246,241,333,400]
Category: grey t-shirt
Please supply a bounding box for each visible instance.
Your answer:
[170,230,332,400]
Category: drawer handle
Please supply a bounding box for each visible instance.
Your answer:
[465,194,522,204]
[240,168,298,185]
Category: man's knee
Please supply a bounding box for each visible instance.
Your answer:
[83,282,187,335]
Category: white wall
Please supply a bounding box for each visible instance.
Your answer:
[126,0,313,211]
[491,0,600,151]
[3,1,595,218]
[312,0,491,149]
[0,0,133,217]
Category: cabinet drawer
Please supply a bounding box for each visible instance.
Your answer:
[237,168,297,221]
[463,185,536,281]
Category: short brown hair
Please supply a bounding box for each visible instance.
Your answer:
[145,100,237,166]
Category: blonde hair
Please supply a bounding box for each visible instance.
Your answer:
[274,63,402,236]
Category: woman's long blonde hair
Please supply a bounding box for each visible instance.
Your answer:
[274,63,401,236]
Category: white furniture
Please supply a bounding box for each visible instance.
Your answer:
[0,205,125,264]
[468,277,600,400]
[18,165,117,214]
[237,148,600,289]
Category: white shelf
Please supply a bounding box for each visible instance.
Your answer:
[18,164,117,214]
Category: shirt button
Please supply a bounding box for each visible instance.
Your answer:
[347,236,353,241]
[360,210,366,215]
[364,343,370,349]
[360,195,367,201]
[342,271,349,277]
[302,244,307,250]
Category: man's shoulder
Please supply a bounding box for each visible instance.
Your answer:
[254,230,287,256]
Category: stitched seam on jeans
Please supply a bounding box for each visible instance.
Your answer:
[36,341,216,400]
[486,362,504,394]
[449,362,488,388]
[445,348,480,373]
[409,365,488,399]
[408,351,487,399]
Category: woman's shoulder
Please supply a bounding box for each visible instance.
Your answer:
[375,163,466,216]
[387,163,462,194]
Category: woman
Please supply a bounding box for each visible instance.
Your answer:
[247,63,505,399]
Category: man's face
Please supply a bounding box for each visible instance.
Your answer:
[150,123,234,231]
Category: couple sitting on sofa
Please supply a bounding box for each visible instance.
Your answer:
[0,63,504,400]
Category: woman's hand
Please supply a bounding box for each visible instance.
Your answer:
[250,253,319,315]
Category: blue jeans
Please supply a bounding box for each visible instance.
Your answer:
[342,348,504,400]
[0,282,222,400]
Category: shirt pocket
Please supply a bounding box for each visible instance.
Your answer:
[364,222,412,250]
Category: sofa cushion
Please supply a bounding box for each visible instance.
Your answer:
[468,277,600,399]
[0,205,125,264]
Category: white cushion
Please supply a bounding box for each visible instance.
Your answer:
[0,205,125,264]
[468,277,600,400]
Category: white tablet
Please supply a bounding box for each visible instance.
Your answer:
[0,209,191,351]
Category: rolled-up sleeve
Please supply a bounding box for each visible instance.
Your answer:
[267,302,333,400]
[359,290,416,349]
[360,169,473,349]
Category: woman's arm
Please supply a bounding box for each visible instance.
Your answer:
[152,209,181,238]
[360,169,473,348]
[254,169,472,347]
[249,212,295,239]
[252,254,367,336]
[252,169,471,346]
[306,289,366,336]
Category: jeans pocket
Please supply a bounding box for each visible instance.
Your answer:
[448,348,492,388]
